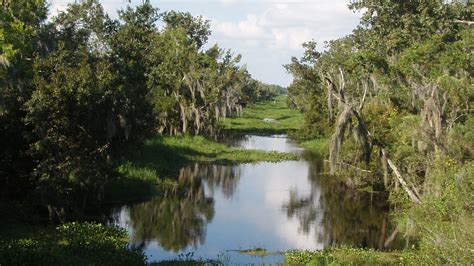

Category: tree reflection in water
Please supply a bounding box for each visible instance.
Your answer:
[283,152,400,250]
[126,163,239,251]
[120,150,401,254]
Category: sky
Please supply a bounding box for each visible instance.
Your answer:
[48,0,362,87]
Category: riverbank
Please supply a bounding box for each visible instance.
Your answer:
[105,134,298,203]
[0,134,299,265]
[105,96,305,203]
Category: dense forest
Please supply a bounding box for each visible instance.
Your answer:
[0,0,282,210]
[286,0,473,263]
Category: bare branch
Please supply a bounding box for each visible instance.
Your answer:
[454,19,474,26]
[329,90,422,204]
[324,160,372,173]
[384,227,399,248]
[359,80,368,111]
[384,154,422,204]
[338,67,345,92]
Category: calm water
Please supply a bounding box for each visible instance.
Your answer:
[109,135,396,264]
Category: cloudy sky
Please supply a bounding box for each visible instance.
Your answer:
[49,0,362,87]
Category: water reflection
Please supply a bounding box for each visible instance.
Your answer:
[283,177,396,250]
[110,135,400,264]
[284,152,400,250]
[128,195,213,251]
[118,163,241,252]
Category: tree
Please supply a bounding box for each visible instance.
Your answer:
[0,0,47,198]
[162,10,211,49]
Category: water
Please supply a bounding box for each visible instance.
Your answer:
[109,135,396,264]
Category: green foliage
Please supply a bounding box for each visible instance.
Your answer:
[0,0,48,198]
[163,10,211,49]
[299,138,330,156]
[285,42,329,138]
[26,45,117,208]
[0,222,146,266]
[151,253,223,266]
[448,116,474,160]
[284,248,406,265]
[1,0,277,210]
[394,158,474,265]
[107,134,297,203]
[0,0,47,65]
[286,1,473,263]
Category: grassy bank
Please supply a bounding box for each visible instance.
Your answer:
[284,248,411,265]
[105,135,298,203]
[220,95,330,157]
[220,95,303,134]
[299,138,330,156]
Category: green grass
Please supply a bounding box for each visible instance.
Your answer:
[105,135,298,203]
[284,248,410,265]
[158,135,298,163]
[221,95,303,134]
[299,138,330,156]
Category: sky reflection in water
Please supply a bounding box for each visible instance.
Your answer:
[109,135,394,264]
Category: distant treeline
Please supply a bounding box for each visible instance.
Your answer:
[0,0,282,210]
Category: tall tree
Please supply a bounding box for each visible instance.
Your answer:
[0,0,47,198]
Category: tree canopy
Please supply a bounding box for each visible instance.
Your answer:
[0,0,281,210]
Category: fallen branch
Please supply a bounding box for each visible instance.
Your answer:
[454,19,474,26]
[384,227,399,248]
[327,77,421,204]
[383,152,422,204]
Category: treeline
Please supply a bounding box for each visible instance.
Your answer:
[0,0,279,210]
[286,0,473,263]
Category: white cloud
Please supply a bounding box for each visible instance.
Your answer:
[213,14,270,41]
[48,0,123,18]
[211,0,359,52]
[48,0,361,86]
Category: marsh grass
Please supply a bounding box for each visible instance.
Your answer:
[221,95,303,134]
[284,248,407,265]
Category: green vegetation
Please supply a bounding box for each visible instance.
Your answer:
[0,0,285,210]
[0,222,145,266]
[299,138,330,156]
[285,0,473,264]
[1,0,472,264]
[106,135,298,202]
[150,254,224,266]
[284,248,408,265]
[221,95,303,134]
[236,248,270,257]
[0,0,291,264]
[154,135,298,164]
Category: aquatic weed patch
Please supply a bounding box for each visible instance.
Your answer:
[284,248,406,265]
[0,222,146,266]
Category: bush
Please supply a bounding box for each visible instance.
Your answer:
[395,158,474,265]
